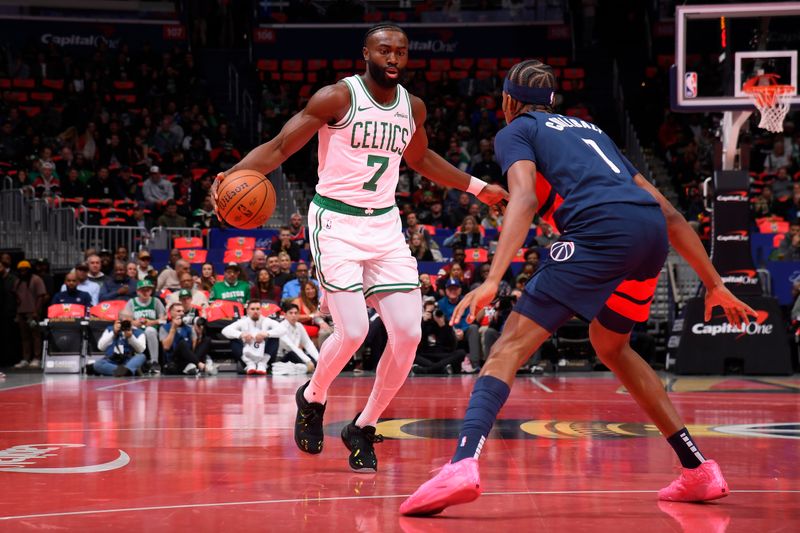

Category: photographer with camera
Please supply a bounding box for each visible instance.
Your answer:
[413,299,468,375]
[123,279,166,374]
[159,302,216,376]
[94,310,147,377]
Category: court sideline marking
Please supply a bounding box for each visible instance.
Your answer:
[1,489,798,521]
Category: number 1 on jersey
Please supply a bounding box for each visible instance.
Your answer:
[363,154,389,191]
[581,138,621,174]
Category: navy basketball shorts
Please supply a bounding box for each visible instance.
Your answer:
[515,204,668,334]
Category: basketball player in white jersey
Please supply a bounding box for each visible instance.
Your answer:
[213,24,508,472]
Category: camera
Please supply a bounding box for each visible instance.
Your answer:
[120,320,132,331]
[182,316,207,328]
[433,309,445,319]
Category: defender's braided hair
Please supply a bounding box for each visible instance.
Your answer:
[506,59,557,113]
[363,24,407,46]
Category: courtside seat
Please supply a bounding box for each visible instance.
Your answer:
[42,304,89,374]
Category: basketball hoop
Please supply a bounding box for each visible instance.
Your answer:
[743,74,795,133]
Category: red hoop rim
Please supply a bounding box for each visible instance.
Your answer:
[743,84,795,95]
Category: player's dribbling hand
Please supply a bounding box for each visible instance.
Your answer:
[451,280,498,325]
[210,172,226,221]
[704,284,758,327]
[476,183,509,206]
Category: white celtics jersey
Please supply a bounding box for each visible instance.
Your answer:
[316,75,415,208]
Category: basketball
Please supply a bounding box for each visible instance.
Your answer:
[215,169,277,229]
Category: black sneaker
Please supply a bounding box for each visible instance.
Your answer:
[294,381,326,454]
[340,414,384,473]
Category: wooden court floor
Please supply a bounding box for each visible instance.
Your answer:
[0,373,798,532]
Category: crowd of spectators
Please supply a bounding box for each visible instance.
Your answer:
[0,40,244,231]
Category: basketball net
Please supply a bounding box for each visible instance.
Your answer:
[742,74,795,133]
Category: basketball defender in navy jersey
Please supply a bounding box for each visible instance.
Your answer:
[401,59,757,516]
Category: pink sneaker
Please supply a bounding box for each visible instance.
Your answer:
[658,460,729,502]
[400,458,481,516]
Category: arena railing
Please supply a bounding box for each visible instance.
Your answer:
[0,189,81,270]
[149,226,203,250]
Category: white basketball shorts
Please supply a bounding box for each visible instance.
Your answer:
[308,194,420,298]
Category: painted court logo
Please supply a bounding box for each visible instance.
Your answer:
[549,241,575,262]
[0,443,130,474]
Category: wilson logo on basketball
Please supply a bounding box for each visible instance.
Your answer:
[549,241,575,262]
[218,182,250,209]
[0,443,130,474]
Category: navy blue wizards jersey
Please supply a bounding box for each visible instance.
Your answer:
[493,111,658,232]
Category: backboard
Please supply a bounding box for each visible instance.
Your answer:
[671,3,800,112]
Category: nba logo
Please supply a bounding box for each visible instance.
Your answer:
[685,72,698,98]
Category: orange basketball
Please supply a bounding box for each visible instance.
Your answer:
[216,169,277,229]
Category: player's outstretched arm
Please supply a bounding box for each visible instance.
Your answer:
[403,96,508,206]
[451,161,538,325]
[224,83,349,177]
[633,174,756,326]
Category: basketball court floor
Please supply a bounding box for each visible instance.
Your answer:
[0,373,797,531]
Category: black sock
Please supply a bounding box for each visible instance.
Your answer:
[666,427,706,469]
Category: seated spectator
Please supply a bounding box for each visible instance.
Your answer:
[85,254,106,287]
[774,220,800,261]
[418,200,451,229]
[115,166,140,200]
[60,263,100,305]
[413,299,467,375]
[277,251,293,281]
[470,262,511,296]
[210,262,250,305]
[409,231,434,261]
[199,262,217,291]
[135,250,158,281]
[93,310,147,377]
[123,279,166,373]
[159,302,215,376]
[281,262,318,301]
[166,273,209,307]
[221,300,282,375]
[436,262,466,297]
[752,185,775,219]
[191,195,221,230]
[404,211,433,245]
[764,140,792,172]
[126,262,139,280]
[99,261,137,302]
[418,273,436,299]
[52,271,93,306]
[242,250,267,284]
[443,215,484,250]
[271,302,319,375]
[250,268,282,305]
[271,225,301,261]
[87,167,116,205]
[529,221,558,249]
[32,161,60,198]
[436,278,480,372]
[142,166,174,208]
[286,212,309,248]
[157,199,187,227]
[267,253,291,287]
[292,280,332,348]
[60,168,87,202]
[481,203,503,230]
[157,257,190,292]
[98,249,114,275]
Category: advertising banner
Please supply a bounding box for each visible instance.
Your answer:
[252,24,568,60]
[0,17,186,56]
[673,296,792,375]
[711,170,761,295]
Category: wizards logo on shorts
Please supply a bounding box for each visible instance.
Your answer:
[549,241,575,262]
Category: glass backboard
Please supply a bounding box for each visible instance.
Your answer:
[672,3,800,112]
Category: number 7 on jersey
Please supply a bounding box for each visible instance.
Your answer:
[362,155,389,191]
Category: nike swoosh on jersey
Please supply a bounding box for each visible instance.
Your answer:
[357,105,373,111]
